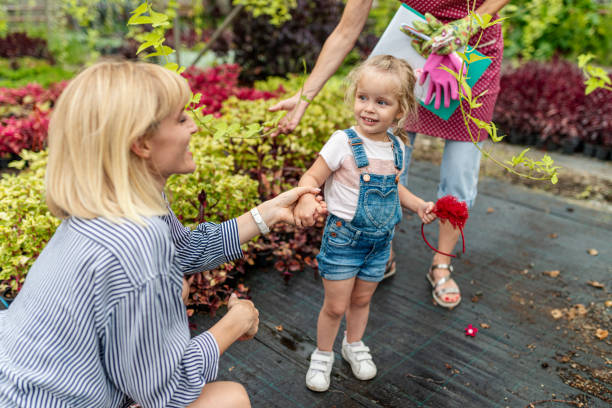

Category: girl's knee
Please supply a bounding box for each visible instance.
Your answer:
[350,293,372,308]
[322,302,347,320]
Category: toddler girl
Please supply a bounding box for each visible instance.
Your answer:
[294,54,437,392]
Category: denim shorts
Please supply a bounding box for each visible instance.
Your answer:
[399,133,483,209]
[316,215,394,282]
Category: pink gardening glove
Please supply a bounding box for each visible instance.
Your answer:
[420,52,465,109]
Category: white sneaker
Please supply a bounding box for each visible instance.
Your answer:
[341,335,377,380]
[305,348,334,392]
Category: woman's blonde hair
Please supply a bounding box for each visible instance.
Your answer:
[45,59,191,223]
[345,55,418,144]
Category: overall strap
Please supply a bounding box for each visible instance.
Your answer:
[387,130,403,171]
[344,128,369,168]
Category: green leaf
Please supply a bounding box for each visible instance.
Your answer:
[551,174,558,184]
[164,62,179,72]
[585,81,598,95]
[467,53,491,64]
[131,2,149,16]
[541,154,553,167]
[577,53,594,69]
[128,15,153,25]
[150,10,169,27]
[200,114,214,124]
[191,93,202,105]
[437,65,460,80]
[136,41,155,55]
[490,123,504,142]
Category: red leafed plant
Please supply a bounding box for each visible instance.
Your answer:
[494,59,612,150]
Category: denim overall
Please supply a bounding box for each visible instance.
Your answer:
[317,128,403,282]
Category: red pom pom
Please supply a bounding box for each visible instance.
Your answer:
[432,195,469,230]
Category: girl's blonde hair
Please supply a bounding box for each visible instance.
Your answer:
[45,59,191,223]
[345,55,418,144]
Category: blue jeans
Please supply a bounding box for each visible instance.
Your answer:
[399,133,483,209]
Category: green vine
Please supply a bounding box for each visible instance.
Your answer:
[129,1,299,141]
[441,8,561,184]
[577,54,612,94]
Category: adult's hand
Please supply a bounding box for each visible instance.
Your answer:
[259,186,327,226]
[237,186,326,244]
[208,293,260,354]
[268,93,310,137]
[227,293,259,341]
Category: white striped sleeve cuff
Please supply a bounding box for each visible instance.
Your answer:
[220,219,243,262]
[192,331,220,383]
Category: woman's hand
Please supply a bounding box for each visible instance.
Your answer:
[227,293,259,341]
[259,186,326,226]
[268,93,310,137]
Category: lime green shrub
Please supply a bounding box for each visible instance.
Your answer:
[0,74,353,298]
[0,151,59,286]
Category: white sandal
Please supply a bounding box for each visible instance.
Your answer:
[427,264,461,309]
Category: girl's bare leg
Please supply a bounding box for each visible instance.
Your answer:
[345,279,379,343]
[317,278,356,351]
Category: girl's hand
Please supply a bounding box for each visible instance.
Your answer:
[259,186,324,226]
[227,293,259,341]
[294,195,326,228]
[418,201,436,224]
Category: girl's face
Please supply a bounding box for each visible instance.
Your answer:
[144,108,198,184]
[353,68,403,141]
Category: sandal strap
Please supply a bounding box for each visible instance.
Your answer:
[433,275,449,287]
[435,287,461,296]
[430,264,454,273]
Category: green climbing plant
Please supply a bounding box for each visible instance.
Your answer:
[577,53,612,95]
[128,1,289,141]
[439,7,561,184]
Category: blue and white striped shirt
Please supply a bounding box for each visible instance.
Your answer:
[0,208,243,407]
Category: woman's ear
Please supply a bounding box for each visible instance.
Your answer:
[130,137,152,159]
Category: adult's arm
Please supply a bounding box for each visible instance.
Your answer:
[269,0,373,134]
[475,0,511,16]
[164,187,321,274]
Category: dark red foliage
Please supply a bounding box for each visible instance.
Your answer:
[0,32,52,60]
[181,65,283,116]
[214,0,347,82]
[493,59,612,147]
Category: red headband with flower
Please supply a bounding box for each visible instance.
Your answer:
[421,195,469,257]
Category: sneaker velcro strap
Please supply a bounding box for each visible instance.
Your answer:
[351,345,370,354]
[310,361,329,372]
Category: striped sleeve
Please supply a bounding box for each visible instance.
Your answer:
[103,275,219,407]
[162,207,243,275]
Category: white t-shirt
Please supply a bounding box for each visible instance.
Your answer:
[320,127,406,221]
